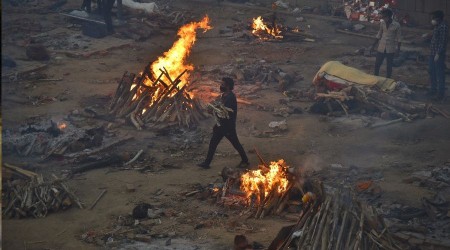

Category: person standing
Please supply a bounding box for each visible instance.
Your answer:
[371,8,402,78]
[198,77,249,169]
[102,0,116,34]
[428,10,449,100]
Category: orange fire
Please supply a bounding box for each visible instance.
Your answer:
[146,15,212,89]
[252,16,283,39]
[57,122,67,130]
[240,159,289,205]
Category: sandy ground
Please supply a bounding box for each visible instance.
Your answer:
[2,0,450,249]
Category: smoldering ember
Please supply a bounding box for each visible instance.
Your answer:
[2,0,450,249]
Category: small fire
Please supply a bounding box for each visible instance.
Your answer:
[240,159,289,205]
[57,122,67,130]
[146,15,212,89]
[252,16,283,40]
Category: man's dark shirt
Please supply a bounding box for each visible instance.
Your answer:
[218,92,237,130]
[431,21,449,56]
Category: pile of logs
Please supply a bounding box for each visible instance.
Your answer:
[269,187,401,250]
[316,86,449,122]
[109,64,207,129]
[2,164,83,218]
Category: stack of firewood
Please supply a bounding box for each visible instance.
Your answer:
[316,86,449,121]
[2,164,84,218]
[269,187,401,250]
[109,63,207,129]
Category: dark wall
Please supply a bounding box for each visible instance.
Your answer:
[392,0,449,26]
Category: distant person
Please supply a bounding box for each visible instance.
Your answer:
[428,10,448,101]
[371,8,402,78]
[198,77,249,169]
[103,0,116,34]
[80,0,115,34]
[80,0,91,12]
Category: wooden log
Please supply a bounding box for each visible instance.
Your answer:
[367,91,425,114]
[261,188,282,218]
[369,98,411,121]
[327,193,341,250]
[279,202,315,250]
[335,209,349,249]
[71,154,123,174]
[89,189,107,210]
[110,72,135,111]
[3,163,38,179]
[312,197,332,249]
[370,118,403,128]
[304,208,321,246]
[353,211,365,250]
[321,210,332,250]
[52,174,84,209]
[123,149,144,166]
[65,136,133,159]
[296,215,313,249]
[344,216,357,250]
[130,113,143,130]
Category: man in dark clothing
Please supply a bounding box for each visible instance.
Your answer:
[428,10,449,100]
[103,0,116,34]
[80,0,118,34]
[198,77,249,169]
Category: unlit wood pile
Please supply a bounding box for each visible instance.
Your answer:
[316,86,449,120]
[109,64,207,129]
[2,164,83,218]
[270,188,401,250]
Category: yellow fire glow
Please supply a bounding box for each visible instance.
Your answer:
[252,16,283,39]
[57,122,67,130]
[240,159,289,205]
[148,15,212,89]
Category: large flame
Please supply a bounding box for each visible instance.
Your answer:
[240,159,289,205]
[252,16,283,40]
[147,15,212,88]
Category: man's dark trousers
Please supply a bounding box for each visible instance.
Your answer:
[429,54,446,97]
[204,125,248,165]
[374,52,394,78]
[103,0,115,33]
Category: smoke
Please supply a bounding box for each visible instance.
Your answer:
[291,154,324,190]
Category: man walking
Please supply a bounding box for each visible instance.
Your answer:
[428,10,448,101]
[371,8,402,78]
[198,77,249,169]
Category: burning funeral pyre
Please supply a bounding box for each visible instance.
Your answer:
[250,16,313,42]
[198,158,303,219]
[252,16,283,40]
[188,156,404,249]
[109,16,212,129]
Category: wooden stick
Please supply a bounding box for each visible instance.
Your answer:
[89,189,107,210]
[344,216,357,250]
[3,163,38,178]
[336,210,349,249]
[312,197,331,249]
[370,118,403,128]
[281,203,314,249]
[52,174,84,209]
[36,78,63,81]
[254,146,269,168]
[321,210,332,250]
[353,211,365,250]
[124,149,144,166]
[65,136,133,158]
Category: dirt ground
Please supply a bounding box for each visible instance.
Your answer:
[2,0,450,249]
